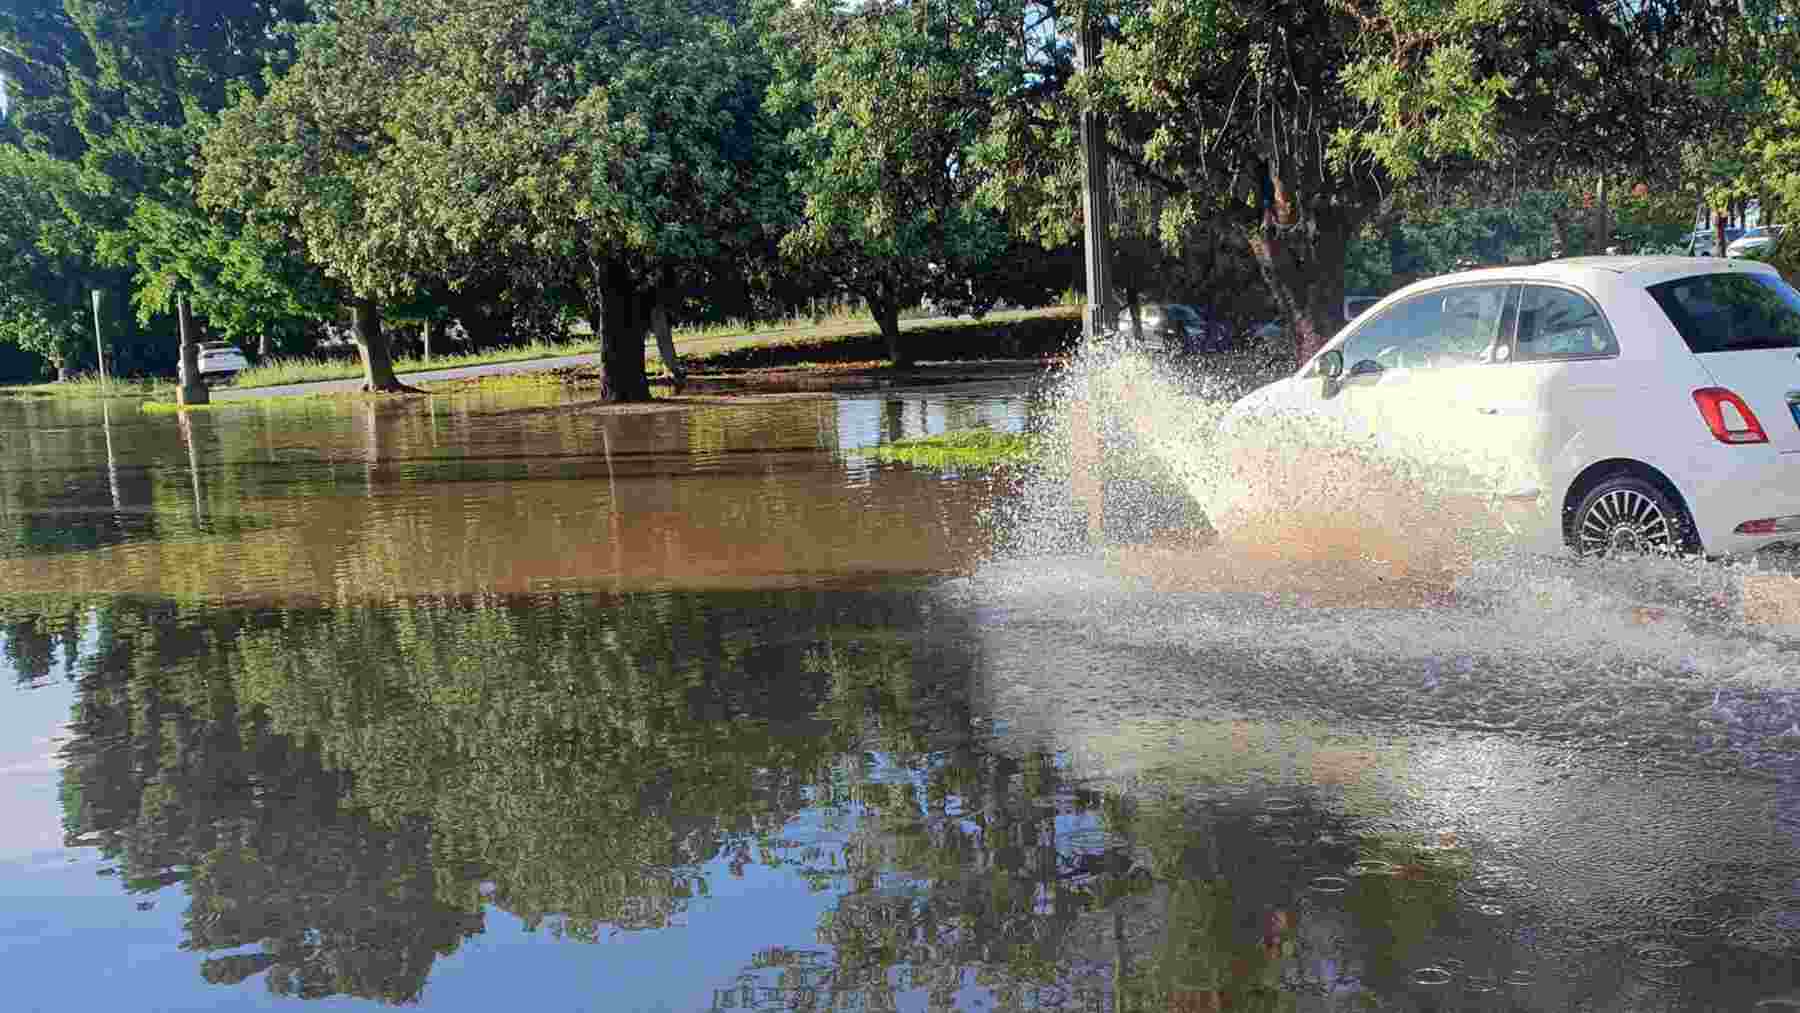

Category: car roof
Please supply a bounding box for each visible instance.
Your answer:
[1387,256,1780,299]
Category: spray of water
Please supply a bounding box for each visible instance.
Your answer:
[1000,339,1523,606]
[986,338,1800,677]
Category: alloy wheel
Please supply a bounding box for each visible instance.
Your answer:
[1577,487,1675,556]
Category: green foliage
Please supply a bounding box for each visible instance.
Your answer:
[764,0,1012,349]
[1333,0,1515,181]
[863,428,1040,470]
[0,145,105,372]
[204,0,777,298]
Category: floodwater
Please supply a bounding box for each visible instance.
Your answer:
[5,357,1800,1012]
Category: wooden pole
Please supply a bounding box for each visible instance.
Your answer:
[177,293,208,405]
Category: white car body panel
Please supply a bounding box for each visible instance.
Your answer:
[1220,256,1800,558]
[197,346,249,378]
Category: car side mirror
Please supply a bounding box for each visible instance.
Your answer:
[1318,349,1344,380]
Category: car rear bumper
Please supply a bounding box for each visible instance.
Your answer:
[1681,448,1800,557]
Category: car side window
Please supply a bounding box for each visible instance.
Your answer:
[1514,286,1617,360]
[1337,285,1508,373]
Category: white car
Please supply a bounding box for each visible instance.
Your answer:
[1220,256,1800,558]
[1726,225,1786,260]
[195,342,250,384]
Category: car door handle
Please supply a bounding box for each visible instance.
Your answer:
[1476,407,1500,415]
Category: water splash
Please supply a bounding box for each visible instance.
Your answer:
[973,338,1800,775]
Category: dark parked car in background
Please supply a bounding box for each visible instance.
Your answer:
[1689,226,1747,257]
[1113,303,1234,354]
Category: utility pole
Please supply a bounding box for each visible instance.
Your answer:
[90,290,108,387]
[1076,6,1115,341]
[177,292,208,405]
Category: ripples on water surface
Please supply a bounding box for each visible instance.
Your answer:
[3,357,1800,1011]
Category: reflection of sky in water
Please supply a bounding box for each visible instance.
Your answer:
[0,655,73,860]
[836,390,1030,451]
[0,798,843,1012]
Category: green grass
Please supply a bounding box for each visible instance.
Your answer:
[861,428,1041,470]
[0,373,168,398]
[3,304,1077,400]
[233,337,603,389]
[231,307,900,388]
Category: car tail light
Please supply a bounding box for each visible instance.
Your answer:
[1735,516,1800,535]
[1693,387,1768,445]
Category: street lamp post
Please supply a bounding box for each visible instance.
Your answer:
[1076,8,1116,342]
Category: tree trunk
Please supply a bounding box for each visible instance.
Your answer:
[351,299,420,393]
[257,331,271,359]
[1550,209,1568,259]
[586,259,652,403]
[1247,169,1354,367]
[870,292,908,367]
[649,280,684,386]
[422,319,432,363]
[1715,211,1728,259]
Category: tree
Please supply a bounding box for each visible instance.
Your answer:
[60,0,329,342]
[202,0,782,401]
[0,1,330,377]
[966,0,1751,365]
[764,0,1011,366]
[0,147,101,378]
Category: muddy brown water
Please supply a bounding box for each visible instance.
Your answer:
[4,371,1800,1012]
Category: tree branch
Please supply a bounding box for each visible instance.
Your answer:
[1105,144,1187,196]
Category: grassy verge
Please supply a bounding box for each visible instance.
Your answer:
[686,307,1081,372]
[227,306,1010,389]
[7,305,1084,401]
[233,337,602,389]
[0,375,168,399]
[861,428,1041,470]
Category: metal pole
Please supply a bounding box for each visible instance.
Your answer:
[101,399,120,512]
[90,290,107,387]
[1076,8,1116,342]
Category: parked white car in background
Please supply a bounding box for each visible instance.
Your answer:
[196,342,250,385]
[1221,256,1800,558]
[1726,225,1787,260]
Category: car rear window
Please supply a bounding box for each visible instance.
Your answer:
[1647,272,1800,353]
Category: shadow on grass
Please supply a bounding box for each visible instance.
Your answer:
[687,312,1083,372]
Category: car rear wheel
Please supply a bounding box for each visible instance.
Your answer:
[1569,474,1698,558]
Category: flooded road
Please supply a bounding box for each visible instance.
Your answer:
[5,363,1800,1012]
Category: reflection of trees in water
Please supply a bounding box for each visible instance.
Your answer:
[56,598,484,1003]
[52,590,957,1001]
[0,594,85,684]
[40,588,1474,1009]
